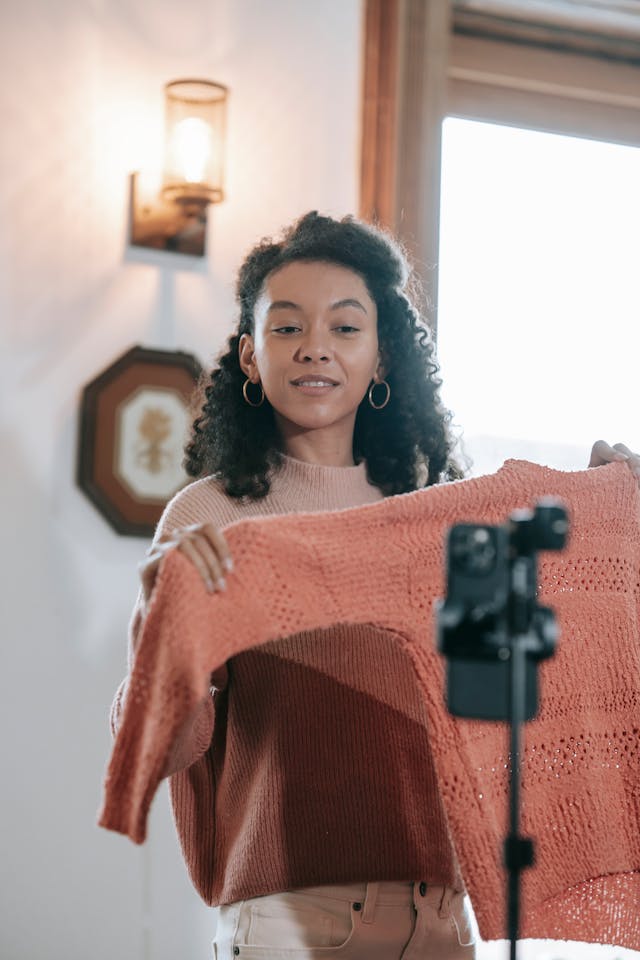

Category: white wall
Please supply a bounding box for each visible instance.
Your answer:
[0,2,363,957]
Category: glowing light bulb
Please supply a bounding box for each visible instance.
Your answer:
[169,117,212,183]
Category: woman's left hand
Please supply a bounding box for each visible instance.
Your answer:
[589,440,640,485]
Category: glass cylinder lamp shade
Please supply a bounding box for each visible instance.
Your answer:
[161,80,228,205]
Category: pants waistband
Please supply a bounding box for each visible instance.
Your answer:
[290,881,454,908]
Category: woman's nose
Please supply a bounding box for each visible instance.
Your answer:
[296,333,332,362]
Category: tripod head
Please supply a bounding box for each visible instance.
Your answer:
[436,498,569,720]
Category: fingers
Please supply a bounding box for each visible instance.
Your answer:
[182,524,232,584]
[198,523,234,574]
[138,554,161,605]
[614,444,640,480]
[139,523,234,597]
[589,440,640,481]
[588,439,629,467]
[173,524,233,594]
[178,538,223,593]
[612,442,634,459]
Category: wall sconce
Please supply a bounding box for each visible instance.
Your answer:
[129,79,228,257]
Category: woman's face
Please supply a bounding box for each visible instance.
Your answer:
[239,260,382,441]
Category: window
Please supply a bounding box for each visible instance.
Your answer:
[438,117,639,478]
[439,15,640,955]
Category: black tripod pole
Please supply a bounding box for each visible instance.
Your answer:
[504,624,536,958]
[437,500,566,958]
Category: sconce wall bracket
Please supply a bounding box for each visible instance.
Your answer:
[128,172,208,257]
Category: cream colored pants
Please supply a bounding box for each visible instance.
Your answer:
[212,880,477,959]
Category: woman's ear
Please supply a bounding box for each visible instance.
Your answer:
[238,333,258,381]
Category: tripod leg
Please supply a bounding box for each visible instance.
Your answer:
[503,638,535,958]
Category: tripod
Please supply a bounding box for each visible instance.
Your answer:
[437,500,568,958]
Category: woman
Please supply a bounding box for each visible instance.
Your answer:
[112,211,639,959]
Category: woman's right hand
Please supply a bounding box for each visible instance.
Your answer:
[138,522,234,605]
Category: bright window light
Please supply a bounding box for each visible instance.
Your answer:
[438,118,640,958]
[438,118,640,960]
[437,118,639,479]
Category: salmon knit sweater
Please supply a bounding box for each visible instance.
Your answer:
[107,455,464,901]
[100,457,640,948]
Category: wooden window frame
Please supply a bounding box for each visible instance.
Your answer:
[448,31,640,148]
[360,0,640,326]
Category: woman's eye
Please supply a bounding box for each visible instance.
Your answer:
[272,324,358,334]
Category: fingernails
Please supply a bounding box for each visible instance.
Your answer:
[614,452,630,460]
[224,557,234,572]
[206,577,226,593]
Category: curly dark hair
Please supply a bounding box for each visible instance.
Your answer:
[184,210,464,498]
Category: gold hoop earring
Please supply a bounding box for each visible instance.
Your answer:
[368,379,390,410]
[243,378,265,407]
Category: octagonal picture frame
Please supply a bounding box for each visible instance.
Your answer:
[77,345,203,537]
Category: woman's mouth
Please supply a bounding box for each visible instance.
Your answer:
[291,379,339,395]
[291,376,339,395]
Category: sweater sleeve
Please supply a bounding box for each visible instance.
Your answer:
[108,480,229,777]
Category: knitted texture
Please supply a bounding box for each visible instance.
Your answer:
[98,459,640,947]
[107,457,469,907]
